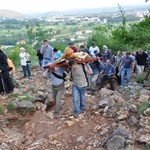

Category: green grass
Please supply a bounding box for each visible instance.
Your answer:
[146,144,150,150]
[0,106,4,114]
[19,95,31,101]
[138,102,150,114]
[7,101,15,111]
[134,74,145,84]
[8,93,20,99]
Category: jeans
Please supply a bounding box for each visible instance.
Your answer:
[52,82,64,114]
[121,67,131,86]
[72,84,86,114]
[22,64,31,78]
[42,58,51,67]
[39,59,43,67]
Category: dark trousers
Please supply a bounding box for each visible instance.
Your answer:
[22,64,31,78]
[115,67,121,85]
[100,75,114,90]
[52,82,64,114]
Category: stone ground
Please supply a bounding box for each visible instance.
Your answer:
[0,66,149,150]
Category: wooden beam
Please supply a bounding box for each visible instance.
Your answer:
[43,57,103,69]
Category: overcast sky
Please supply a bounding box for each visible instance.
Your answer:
[0,0,149,14]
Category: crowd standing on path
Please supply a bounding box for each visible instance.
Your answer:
[1,39,150,119]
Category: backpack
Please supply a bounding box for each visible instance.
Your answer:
[7,58,15,73]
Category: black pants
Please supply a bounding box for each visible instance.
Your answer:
[100,75,114,91]
[115,67,121,85]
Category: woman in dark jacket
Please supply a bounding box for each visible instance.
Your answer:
[0,49,14,94]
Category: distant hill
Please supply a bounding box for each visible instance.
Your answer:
[36,5,149,17]
[0,9,25,18]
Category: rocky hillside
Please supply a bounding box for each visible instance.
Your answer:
[0,66,150,150]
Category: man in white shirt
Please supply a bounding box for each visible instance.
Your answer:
[89,42,100,58]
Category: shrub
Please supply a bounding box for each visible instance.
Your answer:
[4,45,38,68]
[138,102,150,114]
[0,106,4,114]
[7,101,15,111]
[134,74,145,83]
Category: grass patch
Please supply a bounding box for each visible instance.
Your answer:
[19,95,31,101]
[138,102,150,114]
[7,101,15,111]
[22,108,33,115]
[146,144,150,150]
[0,105,4,114]
[134,74,145,83]
[8,93,20,99]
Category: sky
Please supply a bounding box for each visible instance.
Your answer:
[0,0,149,14]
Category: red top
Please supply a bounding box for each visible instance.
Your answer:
[70,46,78,53]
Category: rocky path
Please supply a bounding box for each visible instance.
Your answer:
[0,66,150,150]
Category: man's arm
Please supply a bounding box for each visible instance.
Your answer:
[109,66,115,76]
[50,46,54,62]
[85,63,93,74]
[119,60,123,71]
[131,61,135,73]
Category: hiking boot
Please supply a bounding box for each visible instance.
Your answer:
[54,113,61,119]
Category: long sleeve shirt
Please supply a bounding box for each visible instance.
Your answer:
[19,52,30,66]
[40,44,54,62]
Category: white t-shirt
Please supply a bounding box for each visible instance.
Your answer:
[89,46,100,57]
[19,52,30,66]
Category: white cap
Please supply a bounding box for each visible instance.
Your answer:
[103,45,107,49]
[20,47,25,50]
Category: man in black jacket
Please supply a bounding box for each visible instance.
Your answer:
[135,48,148,74]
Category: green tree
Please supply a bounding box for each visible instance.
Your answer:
[25,23,53,50]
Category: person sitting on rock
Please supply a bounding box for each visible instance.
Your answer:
[99,59,115,91]
[89,60,104,95]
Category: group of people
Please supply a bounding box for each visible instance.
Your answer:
[0,39,149,119]
[38,40,150,118]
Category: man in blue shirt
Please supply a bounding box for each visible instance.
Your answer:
[99,59,115,90]
[119,52,134,86]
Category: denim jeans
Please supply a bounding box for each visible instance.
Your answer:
[72,84,86,114]
[121,67,131,86]
[42,58,51,67]
[39,59,43,67]
[22,64,31,78]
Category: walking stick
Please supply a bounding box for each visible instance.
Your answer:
[0,73,6,93]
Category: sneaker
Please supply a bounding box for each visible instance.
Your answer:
[29,77,32,79]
